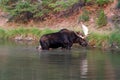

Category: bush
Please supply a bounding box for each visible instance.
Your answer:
[0,0,79,23]
[109,30,120,46]
[117,0,120,9]
[97,10,107,27]
[0,0,112,23]
[0,28,6,39]
[49,0,79,12]
[83,0,112,6]
[79,10,90,22]
[88,32,109,46]
[96,0,110,6]
[0,0,39,23]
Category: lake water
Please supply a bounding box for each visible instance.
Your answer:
[0,40,120,80]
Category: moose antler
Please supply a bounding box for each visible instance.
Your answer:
[80,22,89,38]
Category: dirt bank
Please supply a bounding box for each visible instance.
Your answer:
[0,0,118,31]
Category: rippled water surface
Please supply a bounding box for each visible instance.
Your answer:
[0,40,120,80]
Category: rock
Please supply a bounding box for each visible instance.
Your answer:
[24,36,34,41]
[14,35,23,41]
[110,42,119,49]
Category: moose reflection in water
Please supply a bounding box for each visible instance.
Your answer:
[38,49,88,79]
[37,49,117,80]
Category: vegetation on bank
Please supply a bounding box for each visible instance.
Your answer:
[96,9,107,27]
[109,30,120,45]
[0,28,58,40]
[0,0,113,23]
[88,32,109,47]
[89,30,120,48]
[0,27,120,48]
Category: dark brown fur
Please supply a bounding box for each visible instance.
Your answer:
[39,29,87,50]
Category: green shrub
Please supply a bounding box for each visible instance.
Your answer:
[0,28,6,39]
[0,0,79,22]
[82,0,112,6]
[49,0,79,12]
[88,32,108,46]
[96,0,110,6]
[97,10,107,27]
[109,30,120,45]
[79,10,90,22]
[117,0,120,9]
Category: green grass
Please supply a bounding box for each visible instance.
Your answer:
[0,27,120,48]
[109,30,120,46]
[88,32,109,46]
[0,28,57,40]
[40,28,58,36]
[0,28,6,39]
[88,30,120,47]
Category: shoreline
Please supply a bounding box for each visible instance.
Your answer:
[0,27,120,49]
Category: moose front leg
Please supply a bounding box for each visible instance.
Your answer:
[62,42,72,50]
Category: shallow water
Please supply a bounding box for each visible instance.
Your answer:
[0,40,120,80]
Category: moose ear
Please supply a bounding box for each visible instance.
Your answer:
[76,31,85,39]
[76,31,83,35]
[79,35,85,39]
[76,31,80,34]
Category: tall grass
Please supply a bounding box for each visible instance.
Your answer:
[0,27,120,48]
[109,30,120,46]
[5,28,30,39]
[88,32,109,46]
[0,28,5,39]
[0,28,57,40]
[88,30,120,47]
[40,28,58,36]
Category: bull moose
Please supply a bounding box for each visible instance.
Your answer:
[38,28,88,50]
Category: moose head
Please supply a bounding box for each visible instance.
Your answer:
[74,22,89,47]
